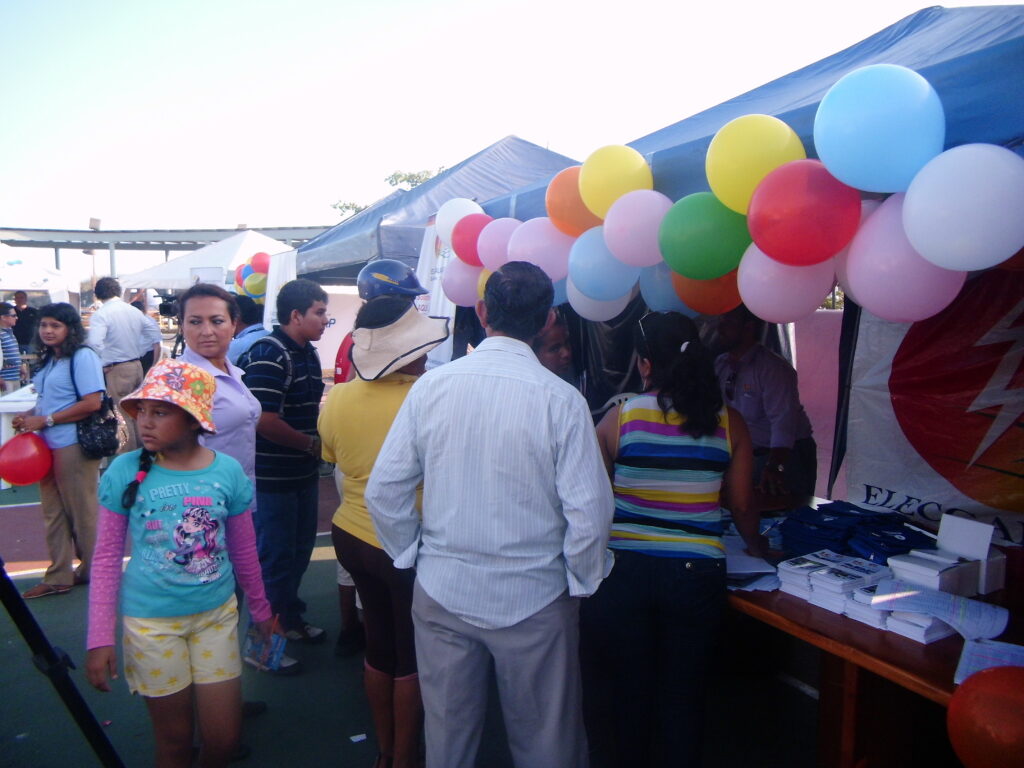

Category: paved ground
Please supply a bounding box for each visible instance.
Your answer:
[1,477,818,768]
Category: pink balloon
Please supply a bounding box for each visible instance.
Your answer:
[441,257,484,307]
[603,189,674,267]
[846,194,967,323]
[477,217,521,271]
[834,199,881,303]
[506,217,576,281]
[738,243,836,323]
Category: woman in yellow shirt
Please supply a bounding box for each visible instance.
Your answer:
[318,296,448,768]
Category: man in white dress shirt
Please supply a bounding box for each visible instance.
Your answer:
[87,276,162,452]
[366,261,614,768]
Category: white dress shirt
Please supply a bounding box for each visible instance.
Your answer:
[87,297,162,365]
[366,335,614,630]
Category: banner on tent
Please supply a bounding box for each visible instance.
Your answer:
[416,222,455,367]
[846,269,1024,544]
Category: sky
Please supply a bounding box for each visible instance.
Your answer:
[0,0,998,279]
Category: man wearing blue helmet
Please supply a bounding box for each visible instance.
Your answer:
[357,259,428,301]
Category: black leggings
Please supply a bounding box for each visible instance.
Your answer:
[331,525,417,677]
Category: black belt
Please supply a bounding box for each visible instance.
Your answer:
[106,359,139,367]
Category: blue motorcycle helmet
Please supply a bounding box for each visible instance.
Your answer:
[356,259,428,300]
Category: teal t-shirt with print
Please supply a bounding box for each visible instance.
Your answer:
[99,449,254,619]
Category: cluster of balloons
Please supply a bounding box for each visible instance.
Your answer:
[0,432,52,485]
[234,251,272,303]
[436,63,1024,325]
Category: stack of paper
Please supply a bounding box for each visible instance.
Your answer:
[886,611,957,644]
[777,550,848,600]
[844,585,890,629]
[809,558,890,613]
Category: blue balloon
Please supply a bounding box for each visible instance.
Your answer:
[639,262,697,316]
[813,64,945,193]
[552,277,568,306]
[568,227,640,301]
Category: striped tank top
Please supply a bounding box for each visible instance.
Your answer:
[610,394,732,558]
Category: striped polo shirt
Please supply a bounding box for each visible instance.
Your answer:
[238,328,324,486]
[611,394,732,558]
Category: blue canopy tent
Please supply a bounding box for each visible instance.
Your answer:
[482,5,1024,220]
[297,135,576,282]
[478,5,1024,497]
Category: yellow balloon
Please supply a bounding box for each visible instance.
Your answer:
[476,268,493,300]
[705,114,806,214]
[578,145,653,218]
[244,272,267,298]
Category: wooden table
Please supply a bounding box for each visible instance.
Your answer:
[728,589,1020,767]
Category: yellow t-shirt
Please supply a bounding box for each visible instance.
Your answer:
[318,373,420,548]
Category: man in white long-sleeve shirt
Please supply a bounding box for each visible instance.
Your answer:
[366,261,614,768]
[86,277,161,452]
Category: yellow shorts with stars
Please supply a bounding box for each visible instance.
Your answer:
[122,596,241,698]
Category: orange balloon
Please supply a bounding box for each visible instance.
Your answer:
[947,666,1024,768]
[670,269,741,316]
[546,166,603,237]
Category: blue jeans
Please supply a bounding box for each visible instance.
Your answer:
[580,551,726,768]
[253,477,319,631]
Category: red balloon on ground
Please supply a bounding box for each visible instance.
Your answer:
[250,252,272,274]
[670,269,742,315]
[947,666,1024,768]
[451,213,493,267]
[748,159,862,266]
[0,432,53,485]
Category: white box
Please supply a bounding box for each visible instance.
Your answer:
[886,553,978,597]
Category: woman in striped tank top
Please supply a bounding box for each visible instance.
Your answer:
[580,311,767,768]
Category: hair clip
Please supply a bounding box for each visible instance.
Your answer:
[679,341,690,353]
[134,471,148,484]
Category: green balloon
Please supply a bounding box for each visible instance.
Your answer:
[658,192,751,280]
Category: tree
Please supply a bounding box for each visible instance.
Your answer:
[332,167,444,218]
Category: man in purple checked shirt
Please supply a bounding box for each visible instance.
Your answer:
[714,304,817,504]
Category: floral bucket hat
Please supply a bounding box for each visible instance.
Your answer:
[120,359,217,433]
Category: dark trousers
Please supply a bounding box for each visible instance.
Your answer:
[253,477,318,631]
[580,552,726,768]
[332,525,416,676]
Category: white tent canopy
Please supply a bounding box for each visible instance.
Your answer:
[119,230,292,291]
[0,244,80,303]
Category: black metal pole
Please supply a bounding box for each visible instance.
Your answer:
[0,555,125,768]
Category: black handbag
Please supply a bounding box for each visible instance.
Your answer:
[69,350,125,459]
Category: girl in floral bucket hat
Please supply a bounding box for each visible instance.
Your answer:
[85,359,274,766]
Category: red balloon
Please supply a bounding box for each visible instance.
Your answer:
[451,213,493,267]
[334,330,355,382]
[670,269,741,315]
[947,666,1024,768]
[0,432,53,485]
[748,159,861,266]
[234,264,245,288]
[250,252,272,274]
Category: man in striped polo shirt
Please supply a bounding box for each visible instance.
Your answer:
[239,279,329,660]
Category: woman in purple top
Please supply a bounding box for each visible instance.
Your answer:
[175,284,261,487]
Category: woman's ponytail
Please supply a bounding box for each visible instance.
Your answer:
[637,312,723,438]
[121,449,155,510]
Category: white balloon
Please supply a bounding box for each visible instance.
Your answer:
[903,144,1024,271]
[435,198,484,249]
[567,276,633,321]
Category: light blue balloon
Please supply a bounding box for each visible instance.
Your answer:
[639,262,697,316]
[568,227,640,301]
[813,64,945,193]
[552,277,568,306]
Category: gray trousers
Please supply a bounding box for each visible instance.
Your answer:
[412,581,589,768]
[39,444,100,585]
